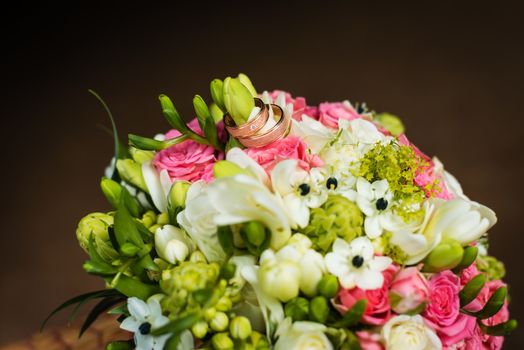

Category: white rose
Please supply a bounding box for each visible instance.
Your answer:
[274,318,333,350]
[382,315,441,350]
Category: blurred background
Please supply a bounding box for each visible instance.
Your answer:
[2,1,523,348]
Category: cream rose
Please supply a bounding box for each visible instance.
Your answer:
[382,315,441,350]
[274,318,333,350]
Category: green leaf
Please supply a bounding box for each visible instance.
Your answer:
[453,246,479,273]
[159,94,189,133]
[467,287,507,319]
[225,135,244,152]
[193,95,211,132]
[88,90,129,180]
[163,333,182,350]
[84,235,119,276]
[151,312,201,336]
[460,274,486,307]
[114,189,144,252]
[135,253,160,272]
[101,178,140,217]
[108,304,129,316]
[478,319,518,336]
[332,299,367,328]
[79,296,125,337]
[41,290,120,332]
[128,134,167,151]
[109,274,160,299]
[106,340,134,350]
[217,226,234,256]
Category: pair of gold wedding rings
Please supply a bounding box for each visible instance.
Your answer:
[224,98,291,148]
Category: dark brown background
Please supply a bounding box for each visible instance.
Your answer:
[2,1,523,348]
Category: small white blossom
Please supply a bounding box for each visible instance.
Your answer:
[325,237,392,290]
[120,297,171,350]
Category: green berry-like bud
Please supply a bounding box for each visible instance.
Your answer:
[212,333,234,350]
[210,311,229,331]
[156,212,169,225]
[284,297,310,321]
[374,113,405,137]
[230,316,252,340]
[241,221,267,247]
[191,321,209,339]
[309,296,329,323]
[140,210,157,228]
[304,195,364,252]
[149,224,161,234]
[169,181,191,209]
[423,238,464,272]
[317,274,339,298]
[215,296,233,312]
[204,307,217,322]
[477,255,506,281]
[76,212,118,262]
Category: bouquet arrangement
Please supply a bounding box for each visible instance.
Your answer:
[46,74,516,350]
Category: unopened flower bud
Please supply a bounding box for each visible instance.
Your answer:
[309,296,329,323]
[204,307,217,322]
[223,77,255,126]
[210,79,226,111]
[210,103,224,122]
[241,221,267,247]
[213,160,252,178]
[237,73,257,97]
[129,147,154,164]
[191,321,209,339]
[76,212,118,262]
[229,316,252,340]
[116,159,147,192]
[317,274,339,298]
[258,250,301,302]
[140,210,157,228]
[284,297,309,321]
[374,113,405,137]
[212,333,234,350]
[155,225,192,264]
[423,238,464,272]
[169,181,190,209]
[215,296,233,312]
[210,311,229,331]
[156,212,169,225]
[149,224,161,234]
[100,177,122,209]
[190,251,207,263]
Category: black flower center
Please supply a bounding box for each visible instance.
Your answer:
[298,183,311,196]
[326,177,338,190]
[375,198,388,211]
[139,322,152,335]
[352,255,364,268]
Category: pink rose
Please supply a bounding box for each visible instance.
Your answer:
[244,136,323,173]
[334,264,398,325]
[356,331,384,350]
[268,90,318,121]
[460,262,480,286]
[389,267,430,313]
[423,271,477,348]
[318,101,361,128]
[153,118,224,182]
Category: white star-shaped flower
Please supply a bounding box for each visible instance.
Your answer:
[325,237,392,290]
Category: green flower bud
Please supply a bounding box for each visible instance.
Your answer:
[149,224,161,234]
[159,94,188,133]
[76,213,118,262]
[374,113,405,137]
[237,73,257,97]
[129,147,154,164]
[213,160,252,178]
[304,195,364,252]
[210,103,224,122]
[230,316,252,340]
[210,79,226,111]
[223,77,255,126]
[169,181,190,207]
[140,210,157,228]
[212,333,234,350]
[423,238,464,272]
[204,307,217,322]
[216,296,233,312]
[156,212,169,225]
[190,251,208,263]
[241,221,267,247]
[116,159,147,192]
[210,311,229,331]
[284,297,310,321]
[309,296,329,323]
[191,321,209,339]
[100,177,122,209]
[317,274,339,298]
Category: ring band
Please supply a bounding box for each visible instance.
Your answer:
[224,98,269,138]
[238,104,291,148]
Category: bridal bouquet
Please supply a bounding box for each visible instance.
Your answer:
[47,74,516,350]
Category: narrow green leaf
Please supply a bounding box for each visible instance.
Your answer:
[332,299,367,328]
[68,290,122,324]
[128,134,166,151]
[114,189,144,251]
[109,275,160,299]
[151,312,201,336]
[41,290,118,332]
[193,95,211,131]
[478,319,518,336]
[135,253,160,272]
[460,274,487,307]
[79,296,125,337]
[108,304,129,316]
[217,226,234,256]
[159,94,188,133]
[470,287,507,319]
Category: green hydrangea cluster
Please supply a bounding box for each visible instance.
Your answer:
[356,142,426,223]
[477,255,506,281]
[303,195,364,252]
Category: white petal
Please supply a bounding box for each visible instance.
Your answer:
[364,216,383,239]
[371,179,389,198]
[226,147,270,188]
[349,237,374,260]
[368,256,392,272]
[120,316,140,332]
[355,269,384,290]
[331,238,351,255]
[141,161,168,212]
[325,252,351,277]
[127,297,149,319]
[356,177,373,200]
[339,273,357,289]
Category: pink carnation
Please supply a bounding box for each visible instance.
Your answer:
[423,271,478,348]
[153,118,223,183]
[334,264,398,325]
[268,90,318,121]
[356,331,384,350]
[389,267,430,313]
[318,101,361,128]
[244,135,323,173]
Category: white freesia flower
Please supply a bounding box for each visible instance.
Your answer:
[382,315,441,350]
[271,159,328,228]
[154,225,194,264]
[274,318,333,350]
[356,177,399,238]
[325,237,392,290]
[120,297,170,350]
[142,161,172,212]
[290,115,336,153]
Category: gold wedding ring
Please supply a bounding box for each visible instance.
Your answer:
[224,98,269,139]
